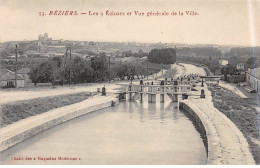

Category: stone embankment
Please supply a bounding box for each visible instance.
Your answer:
[180,85,255,164]
[0,94,118,152]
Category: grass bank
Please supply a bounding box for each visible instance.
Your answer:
[146,61,171,70]
[163,68,177,78]
[0,92,95,128]
[208,85,260,164]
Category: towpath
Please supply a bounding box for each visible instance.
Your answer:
[180,63,255,164]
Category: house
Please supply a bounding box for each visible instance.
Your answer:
[51,40,60,45]
[0,68,25,88]
[17,68,31,86]
[237,63,245,70]
[219,59,229,66]
[246,67,260,92]
[26,51,41,58]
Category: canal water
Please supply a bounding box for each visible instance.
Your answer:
[0,95,207,165]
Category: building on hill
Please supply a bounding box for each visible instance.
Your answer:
[246,67,260,92]
[38,33,52,43]
[0,68,25,88]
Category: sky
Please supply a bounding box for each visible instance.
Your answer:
[0,0,259,46]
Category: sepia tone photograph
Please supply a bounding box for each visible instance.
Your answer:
[0,0,259,165]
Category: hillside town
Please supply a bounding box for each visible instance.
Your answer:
[0,33,259,94]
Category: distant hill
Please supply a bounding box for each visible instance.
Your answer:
[226,47,260,57]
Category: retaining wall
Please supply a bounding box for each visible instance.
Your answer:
[180,102,223,164]
[180,101,255,165]
[0,95,118,152]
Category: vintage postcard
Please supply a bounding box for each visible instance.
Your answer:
[0,0,259,165]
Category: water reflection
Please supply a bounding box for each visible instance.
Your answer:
[148,102,157,117]
[173,104,180,120]
[138,101,145,123]
[160,103,166,123]
[0,94,207,165]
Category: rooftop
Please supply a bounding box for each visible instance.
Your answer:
[17,68,31,74]
[0,68,25,81]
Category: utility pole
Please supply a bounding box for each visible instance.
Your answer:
[146,61,148,80]
[62,47,68,86]
[130,65,133,84]
[15,45,18,88]
[69,47,72,86]
[108,55,111,83]
[161,62,163,76]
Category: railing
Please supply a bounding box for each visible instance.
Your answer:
[118,84,191,94]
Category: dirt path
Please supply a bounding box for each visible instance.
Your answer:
[180,63,206,76]
[180,64,255,164]
[173,63,186,79]
[180,63,247,99]
[0,82,122,104]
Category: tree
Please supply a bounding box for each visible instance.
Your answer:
[123,50,133,57]
[51,57,62,68]
[70,57,93,84]
[128,65,136,80]
[113,64,128,80]
[30,68,39,85]
[91,55,109,82]
[71,57,86,84]
[246,57,258,69]
[29,57,64,85]
[221,64,239,81]
[0,51,9,58]
[30,62,54,84]
[137,49,144,57]
[148,48,176,64]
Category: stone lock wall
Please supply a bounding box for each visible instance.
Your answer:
[0,95,119,152]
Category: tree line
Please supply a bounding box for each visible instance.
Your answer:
[176,47,222,57]
[29,55,153,85]
[29,47,178,85]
